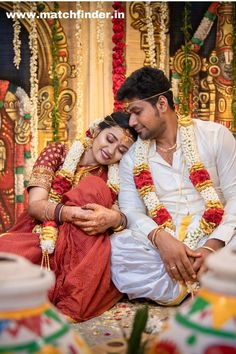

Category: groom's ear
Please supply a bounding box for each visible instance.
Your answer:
[156,95,168,113]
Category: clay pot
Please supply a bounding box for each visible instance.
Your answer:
[0,252,91,354]
[148,245,236,354]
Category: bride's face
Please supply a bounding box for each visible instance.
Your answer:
[92,126,134,165]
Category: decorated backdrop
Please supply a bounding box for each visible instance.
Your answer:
[0,1,235,232]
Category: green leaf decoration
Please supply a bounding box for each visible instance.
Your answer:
[187,296,209,315]
[180,2,192,116]
[126,305,148,354]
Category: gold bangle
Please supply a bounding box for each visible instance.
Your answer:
[44,202,51,221]
[150,227,164,248]
[112,224,125,233]
[112,212,127,233]
[201,245,216,253]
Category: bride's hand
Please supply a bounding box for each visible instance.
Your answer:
[67,203,121,235]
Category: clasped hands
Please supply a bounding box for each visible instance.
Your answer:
[151,229,219,283]
[61,203,121,235]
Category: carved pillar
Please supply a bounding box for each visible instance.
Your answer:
[207,2,233,129]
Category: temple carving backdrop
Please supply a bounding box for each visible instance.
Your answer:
[0,1,235,231]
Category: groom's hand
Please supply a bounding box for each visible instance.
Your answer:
[153,230,202,282]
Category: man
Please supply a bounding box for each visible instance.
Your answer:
[111,66,236,305]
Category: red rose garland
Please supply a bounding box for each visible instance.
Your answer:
[112,2,126,111]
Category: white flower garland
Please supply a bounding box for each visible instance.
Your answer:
[159,2,168,73]
[96,1,105,64]
[75,1,84,139]
[41,124,120,255]
[179,120,222,248]
[12,87,33,206]
[134,118,222,249]
[13,2,21,70]
[29,2,38,162]
[145,2,157,68]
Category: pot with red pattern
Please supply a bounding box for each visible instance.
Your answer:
[0,252,91,354]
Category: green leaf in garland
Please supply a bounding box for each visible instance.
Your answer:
[180,2,192,116]
[126,305,148,354]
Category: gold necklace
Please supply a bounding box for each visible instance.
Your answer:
[156,142,177,153]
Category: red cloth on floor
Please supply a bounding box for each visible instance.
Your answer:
[0,176,122,321]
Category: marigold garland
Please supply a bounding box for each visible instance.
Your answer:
[112,1,126,111]
[133,116,224,250]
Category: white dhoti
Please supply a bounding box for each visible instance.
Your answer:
[111,229,187,305]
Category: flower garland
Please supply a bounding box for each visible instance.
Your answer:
[13,2,21,70]
[29,2,38,161]
[133,116,224,250]
[191,2,219,53]
[97,1,105,63]
[40,121,119,270]
[50,2,60,142]
[112,1,126,111]
[145,2,157,68]
[159,2,168,73]
[171,3,219,114]
[75,1,84,139]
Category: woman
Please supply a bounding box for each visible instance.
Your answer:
[0,111,137,322]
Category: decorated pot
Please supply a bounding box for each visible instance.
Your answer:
[148,245,236,354]
[0,252,91,354]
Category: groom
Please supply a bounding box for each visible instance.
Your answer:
[110,66,236,305]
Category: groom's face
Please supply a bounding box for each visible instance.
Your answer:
[126,99,164,140]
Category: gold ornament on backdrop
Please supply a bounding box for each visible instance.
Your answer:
[129,2,169,70]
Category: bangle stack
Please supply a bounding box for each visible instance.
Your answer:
[201,245,216,253]
[112,212,127,233]
[54,203,65,225]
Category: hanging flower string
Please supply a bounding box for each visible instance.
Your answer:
[180,2,192,116]
[13,2,21,70]
[29,2,38,162]
[133,115,224,250]
[75,1,84,139]
[112,1,126,111]
[171,2,218,113]
[97,1,105,64]
[145,2,157,68]
[191,2,219,52]
[50,2,60,142]
[159,2,168,73]
[40,121,119,270]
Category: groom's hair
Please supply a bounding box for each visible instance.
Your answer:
[116,66,175,110]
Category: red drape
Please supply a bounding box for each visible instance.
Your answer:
[0,175,122,321]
